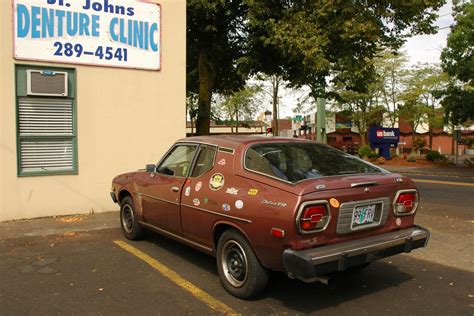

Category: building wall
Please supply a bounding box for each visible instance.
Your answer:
[0,0,186,221]
[399,134,467,155]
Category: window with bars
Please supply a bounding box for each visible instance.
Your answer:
[16,66,77,176]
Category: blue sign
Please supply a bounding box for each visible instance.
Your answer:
[369,127,400,144]
[368,127,400,160]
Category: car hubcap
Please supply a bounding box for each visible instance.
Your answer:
[122,205,134,234]
[221,240,248,287]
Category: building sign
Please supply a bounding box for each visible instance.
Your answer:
[13,0,161,70]
[368,127,400,144]
[335,112,352,129]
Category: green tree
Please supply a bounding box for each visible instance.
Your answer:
[333,83,385,146]
[400,66,438,150]
[187,1,248,135]
[398,102,429,152]
[440,1,474,124]
[214,86,263,133]
[404,64,448,149]
[247,0,445,108]
[375,50,409,128]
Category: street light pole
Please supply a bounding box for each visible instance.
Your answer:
[316,97,326,143]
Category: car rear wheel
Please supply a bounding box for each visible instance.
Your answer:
[120,196,144,240]
[216,229,269,299]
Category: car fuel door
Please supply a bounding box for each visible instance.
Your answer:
[138,144,198,235]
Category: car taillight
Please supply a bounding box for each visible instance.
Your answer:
[394,191,418,215]
[299,204,330,232]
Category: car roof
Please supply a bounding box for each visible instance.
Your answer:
[177,135,316,150]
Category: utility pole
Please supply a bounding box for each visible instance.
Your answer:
[316,97,327,143]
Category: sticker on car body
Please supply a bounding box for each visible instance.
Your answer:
[209,173,224,191]
[235,200,244,209]
[247,189,258,196]
[184,187,191,197]
[195,181,202,192]
[226,188,238,195]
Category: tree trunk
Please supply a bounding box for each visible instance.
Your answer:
[190,117,194,136]
[235,108,239,134]
[196,48,213,136]
[272,75,280,136]
[428,127,433,150]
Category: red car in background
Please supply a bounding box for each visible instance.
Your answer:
[110,135,429,298]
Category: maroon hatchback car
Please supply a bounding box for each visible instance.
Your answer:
[110,135,429,298]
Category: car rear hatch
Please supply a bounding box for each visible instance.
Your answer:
[292,173,412,247]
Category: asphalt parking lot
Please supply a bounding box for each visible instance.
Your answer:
[1,175,473,315]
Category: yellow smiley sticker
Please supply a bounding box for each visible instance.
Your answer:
[329,198,340,208]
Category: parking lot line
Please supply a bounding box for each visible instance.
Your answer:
[413,179,474,187]
[113,240,238,315]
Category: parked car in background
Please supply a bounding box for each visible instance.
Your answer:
[110,135,429,299]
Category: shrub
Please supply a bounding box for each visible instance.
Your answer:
[368,152,379,159]
[434,155,449,165]
[413,137,426,152]
[407,154,416,162]
[425,150,442,162]
[358,145,373,158]
[377,157,386,164]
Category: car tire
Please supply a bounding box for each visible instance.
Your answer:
[216,229,269,299]
[120,196,144,240]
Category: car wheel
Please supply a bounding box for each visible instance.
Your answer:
[120,196,144,240]
[216,229,269,299]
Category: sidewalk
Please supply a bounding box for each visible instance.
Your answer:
[0,211,119,240]
[382,164,474,178]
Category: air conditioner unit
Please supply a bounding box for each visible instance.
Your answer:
[26,69,68,97]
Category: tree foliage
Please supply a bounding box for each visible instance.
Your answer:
[213,86,263,133]
[375,50,409,128]
[247,0,445,99]
[402,64,448,148]
[440,1,474,124]
[332,80,384,146]
[187,0,445,135]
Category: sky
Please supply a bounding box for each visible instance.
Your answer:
[403,0,454,65]
[275,1,455,118]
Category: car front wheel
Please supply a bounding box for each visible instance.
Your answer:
[216,229,269,299]
[120,196,144,240]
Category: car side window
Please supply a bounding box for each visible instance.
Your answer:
[191,145,216,177]
[157,145,197,177]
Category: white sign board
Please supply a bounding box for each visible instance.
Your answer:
[13,0,161,70]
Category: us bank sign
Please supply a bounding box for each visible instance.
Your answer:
[13,0,161,70]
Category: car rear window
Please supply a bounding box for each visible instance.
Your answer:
[245,142,383,183]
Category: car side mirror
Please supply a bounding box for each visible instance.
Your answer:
[146,164,156,173]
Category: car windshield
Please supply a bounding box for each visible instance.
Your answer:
[245,142,384,183]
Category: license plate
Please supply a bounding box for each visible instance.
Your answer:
[352,204,377,227]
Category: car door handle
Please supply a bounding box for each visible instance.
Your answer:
[170,186,180,192]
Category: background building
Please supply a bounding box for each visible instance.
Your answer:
[0,0,186,221]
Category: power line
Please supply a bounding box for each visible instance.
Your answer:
[437,25,453,30]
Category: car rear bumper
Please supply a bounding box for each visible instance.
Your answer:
[283,226,430,280]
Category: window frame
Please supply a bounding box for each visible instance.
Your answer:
[15,65,78,177]
[243,142,386,184]
[190,144,217,178]
[156,143,199,178]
